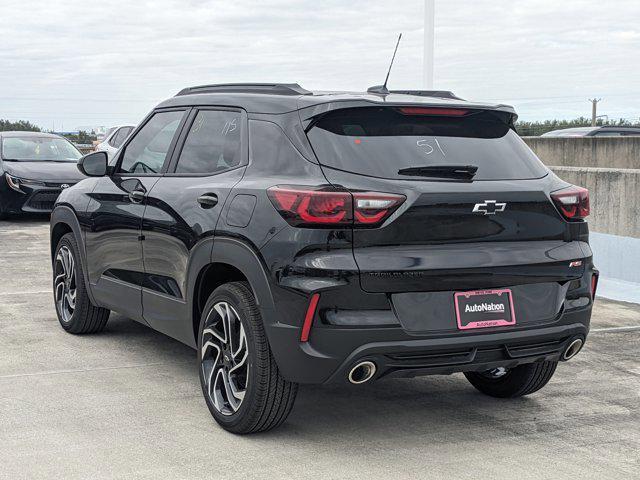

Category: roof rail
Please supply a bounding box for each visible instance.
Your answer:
[390,90,463,100]
[176,83,312,97]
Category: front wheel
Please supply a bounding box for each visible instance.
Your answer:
[53,233,110,334]
[464,361,558,398]
[198,281,298,434]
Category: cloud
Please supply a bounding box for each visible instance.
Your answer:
[1,0,639,129]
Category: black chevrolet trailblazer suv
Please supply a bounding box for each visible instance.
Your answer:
[50,83,597,433]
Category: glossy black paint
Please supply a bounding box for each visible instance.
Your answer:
[50,88,596,384]
[78,151,108,176]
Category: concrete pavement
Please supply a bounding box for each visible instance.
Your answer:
[0,217,639,479]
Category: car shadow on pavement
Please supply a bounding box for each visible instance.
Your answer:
[102,314,548,441]
[0,213,50,225]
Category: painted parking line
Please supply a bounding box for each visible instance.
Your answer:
[0,290,51,295]
[591,325,640,333]
[0,361,194,380]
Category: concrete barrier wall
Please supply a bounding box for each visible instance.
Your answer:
[527,139,640,302]
[524,136,640,169]
[550,166,640,238]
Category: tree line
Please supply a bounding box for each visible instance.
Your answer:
[0,119,41,132]
[515,117,640,136]
[0,119,97,142]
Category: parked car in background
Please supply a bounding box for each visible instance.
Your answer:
[0,131,85,218]
[94,125,135,159]
[541,126,640,137]
[50,83,597,434]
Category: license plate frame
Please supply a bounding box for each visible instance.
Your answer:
[454,288,516,330]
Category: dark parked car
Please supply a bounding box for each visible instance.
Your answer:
[541,126,640,137]
[50,84,597,433]
[1,131,85,218]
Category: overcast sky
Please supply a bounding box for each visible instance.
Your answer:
[1,0,639,130]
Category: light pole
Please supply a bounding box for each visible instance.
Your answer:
[424,0,435,89]
[589,98,602,126]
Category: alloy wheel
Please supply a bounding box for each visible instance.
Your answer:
[201,301,249,416]
[54,245,77,323]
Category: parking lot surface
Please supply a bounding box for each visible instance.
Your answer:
[1,217,639,479]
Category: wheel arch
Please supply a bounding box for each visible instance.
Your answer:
[189,236,277,344]
[50,205,98,305]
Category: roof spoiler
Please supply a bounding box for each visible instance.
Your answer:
[176,83,312,97]
[389,90,464,100]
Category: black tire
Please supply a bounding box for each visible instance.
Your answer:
[53,232,110,334]
[197,281,298,434]
[464,361,558,398]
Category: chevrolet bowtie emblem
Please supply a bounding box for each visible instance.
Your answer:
[472,200,506,215]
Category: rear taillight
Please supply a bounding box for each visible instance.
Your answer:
[591,273,599,299]
[551,185,590,220]
[352,192,405,225]
[267,186,405,228]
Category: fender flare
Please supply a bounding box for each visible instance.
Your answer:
[50,205,98,305]
[186,236,278,339]
[209,236,276,314]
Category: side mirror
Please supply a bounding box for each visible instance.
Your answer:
[78,151,108,177]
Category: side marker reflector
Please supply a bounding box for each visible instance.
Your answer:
[300,293,320,342]
[591,273,599,299]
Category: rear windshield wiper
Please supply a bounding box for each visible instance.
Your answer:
[397,164,478,179]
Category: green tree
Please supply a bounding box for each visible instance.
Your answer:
[0,119,41,132]
[63,130,97,144]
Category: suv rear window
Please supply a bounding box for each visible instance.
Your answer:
[306,107,547,181]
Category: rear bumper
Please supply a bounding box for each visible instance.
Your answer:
[325,320,587,382]
[258,224,596,385]
[265,301,592,385]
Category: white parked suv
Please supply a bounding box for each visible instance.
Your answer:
[94,125,135,159]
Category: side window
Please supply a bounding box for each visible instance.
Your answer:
[594,131,622,137]
[119,111,184,174]
[174,110,242,174]
[107,128,119,147]
[110,127,128,148]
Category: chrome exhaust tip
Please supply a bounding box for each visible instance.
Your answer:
[348,361,377,384]
[563,338,584,361]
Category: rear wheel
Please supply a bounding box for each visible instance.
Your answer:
[53,233,110,333]
[198,281,298,434]
[464,361,558,398]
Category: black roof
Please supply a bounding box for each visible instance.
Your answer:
[157,83,517,118]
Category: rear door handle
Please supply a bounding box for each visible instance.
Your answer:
[128,190,146,203]
[197,193,218,209]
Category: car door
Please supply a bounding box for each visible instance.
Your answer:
[140,107,247,344]
[85,109,188,321]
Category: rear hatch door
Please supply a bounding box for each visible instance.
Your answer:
[305,105,587,295]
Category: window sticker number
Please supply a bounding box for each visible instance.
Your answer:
[222,118,237,136]
[417,138,446,156]
[192,116,204,134]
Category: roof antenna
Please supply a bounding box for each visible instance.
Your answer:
[368,33,402,95]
